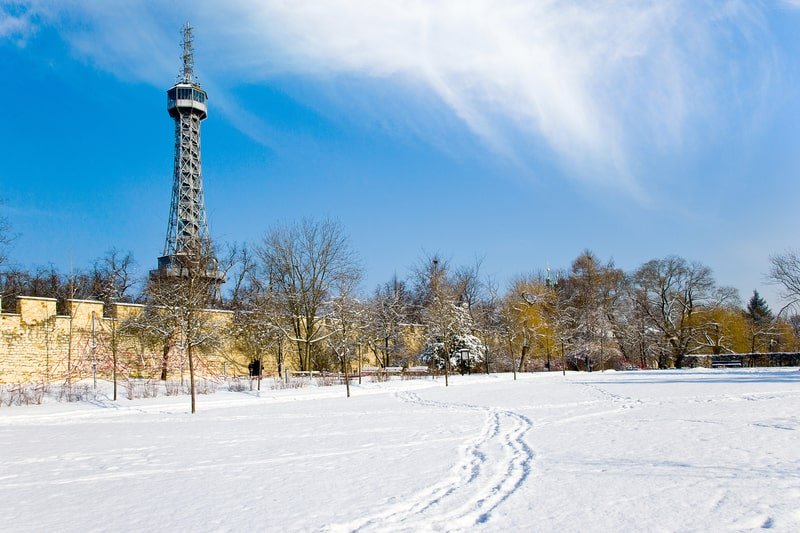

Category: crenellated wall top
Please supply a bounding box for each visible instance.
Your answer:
[2,296,231,325]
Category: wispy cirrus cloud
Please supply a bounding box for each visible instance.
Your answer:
[4,0,780,199]
[0,2,35,43]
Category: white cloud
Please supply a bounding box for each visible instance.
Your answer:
[7,0,779,198]
[0,3,34,42]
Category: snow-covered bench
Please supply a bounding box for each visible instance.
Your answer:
[403,366,430,379]
[710,355,742,368]
[711,359,742,368]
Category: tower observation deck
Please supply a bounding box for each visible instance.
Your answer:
[152,23,224,287]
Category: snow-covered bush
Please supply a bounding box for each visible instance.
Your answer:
[420,302,486,371]
[165,380,180,396]
[57,383,93,403]
[227,377,249,392]
[315,375,339,387]
[270,377,307,390]
[420,333,486,370]
[1,383,47,406]
[195,379,217,395]
[124,379,159,400]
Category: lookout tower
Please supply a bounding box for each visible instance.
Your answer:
[152,23,224,287]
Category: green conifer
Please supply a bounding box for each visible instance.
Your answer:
[746,290,773,325]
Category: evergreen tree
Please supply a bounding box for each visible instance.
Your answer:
[746,290,773,325]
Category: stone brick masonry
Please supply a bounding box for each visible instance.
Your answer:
[0,296,251,384]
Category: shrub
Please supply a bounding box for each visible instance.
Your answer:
[57,383,92,403]
[270,377,307,390]
[227,377,249,392]
[164,380,180,396]
[195,379,217,395]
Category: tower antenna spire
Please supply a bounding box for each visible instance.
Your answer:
[181,22,195,84]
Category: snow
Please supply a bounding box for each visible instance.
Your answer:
[2,369,799,532]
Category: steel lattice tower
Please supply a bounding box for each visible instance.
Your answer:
[153,23,224,286]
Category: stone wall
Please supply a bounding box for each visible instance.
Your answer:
[0,296,255,384]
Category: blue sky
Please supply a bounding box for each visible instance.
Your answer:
[2,1,800,309]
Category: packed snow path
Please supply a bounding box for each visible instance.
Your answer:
[1,369,799,532]
[331,391,534,532]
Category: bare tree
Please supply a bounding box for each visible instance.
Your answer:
[470,277,502,374]
[366,275,410,368]
[93,250,136,307]
[611,290,664,369]
[142,244,231,413]
[228,246,286,385]
[498,295,521,380]
[257,218,362,372]
[633,255,737,368]
[558,251,625,371]
[414,255,485,385]
[230,298,283,387]
[0,267,27,313]
[769,251,800,315]
[453,257,486,312]
[326,275,366,397]
[124,303,180,382]
[93,250,136,400]
[0,200,14,269]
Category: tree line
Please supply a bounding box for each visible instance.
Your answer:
[2,214,800,379]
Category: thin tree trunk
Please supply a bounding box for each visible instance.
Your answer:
[304,339,312,372]
[161,344,170,381]
[507,338,517,381]
[518,343,528,373]
[295,339,304,371]
[188,342,196,414]
[277,341,283,378]
[343,354,350,398]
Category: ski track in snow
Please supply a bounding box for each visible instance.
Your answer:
[327,391,534,532]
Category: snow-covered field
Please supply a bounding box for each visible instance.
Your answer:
[1,368,799,532]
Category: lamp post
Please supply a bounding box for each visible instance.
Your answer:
[546,335,551,371]
[459,348,470,375]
